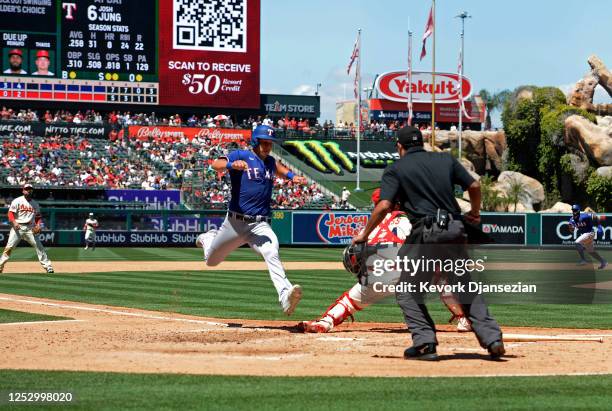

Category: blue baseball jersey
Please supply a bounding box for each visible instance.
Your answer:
[569,212,595,235]
[224,149,276,216]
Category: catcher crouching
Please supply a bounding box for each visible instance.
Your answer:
[297,189,471,333]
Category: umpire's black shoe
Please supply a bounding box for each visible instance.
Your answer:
[488,340,506,360]
[403,343,438,361]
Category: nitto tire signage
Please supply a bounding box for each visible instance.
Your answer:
[541,214,612,246]
[480,214,526,245]
[0,120,113,139]
[0,231,56,246]
[292,212,369,244]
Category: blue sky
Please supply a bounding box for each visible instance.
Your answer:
[260,0,611,125]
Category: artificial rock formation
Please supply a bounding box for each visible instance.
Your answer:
[568,55,612,115]
[422,130,506,175]
[496,171,545,211]
[564,115,612,166]
[540,202,572,213]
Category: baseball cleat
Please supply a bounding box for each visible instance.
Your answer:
[297,319,332,333]
[195,230,218,261]
[404,343,439,361]
[487,340,506,360]
[599,260,608,270]
[456,316,472,332]
[46,268,54,274]
[282,285,302,316]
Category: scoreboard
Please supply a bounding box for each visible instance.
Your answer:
[0,0,260,108]
[0,78,158,104]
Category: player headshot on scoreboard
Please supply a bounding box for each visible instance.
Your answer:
[3,49,27,75]
[32,50,54,76]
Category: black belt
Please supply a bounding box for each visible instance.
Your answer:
[228,211,271,223]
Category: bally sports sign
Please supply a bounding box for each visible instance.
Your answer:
[375,71,472,104]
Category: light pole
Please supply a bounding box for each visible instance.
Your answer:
[456,11,471,161]
[315,83,322,96]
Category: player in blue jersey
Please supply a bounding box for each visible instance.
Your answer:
[195,125,308,315]
[569,204,607,269]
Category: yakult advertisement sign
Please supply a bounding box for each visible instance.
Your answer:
[375,71,472,103]
[158,0,261,108]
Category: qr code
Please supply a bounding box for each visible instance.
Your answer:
[173,0,247,53]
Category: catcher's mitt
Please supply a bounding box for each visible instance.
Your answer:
[32,225,42,234]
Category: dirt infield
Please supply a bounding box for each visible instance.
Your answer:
[1,260,605,274]
[1,293,611,378]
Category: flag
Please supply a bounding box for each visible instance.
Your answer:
[420,4,434,60]
[407,32,413,125]
[347,37,359,75]
[353,67,359,99]
[457,48,474,120]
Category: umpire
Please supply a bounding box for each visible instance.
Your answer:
[352,126,504,361]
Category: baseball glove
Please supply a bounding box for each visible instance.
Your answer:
[32,225,42,234]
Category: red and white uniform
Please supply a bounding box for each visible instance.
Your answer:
[299,210,470,333]
[0,196,53,272]
[84,218,99,241]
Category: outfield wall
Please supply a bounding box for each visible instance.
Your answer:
[0,208,610,248]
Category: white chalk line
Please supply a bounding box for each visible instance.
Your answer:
[0,296,228,328]
[220,354,308,361]
[317,336,365,342]
[0,319,84,327]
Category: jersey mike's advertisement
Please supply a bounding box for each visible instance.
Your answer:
[541,214,611,246]
[158,0,260,108]
[292,212,370,245]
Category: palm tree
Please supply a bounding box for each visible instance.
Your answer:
[478,89,511,130]
[505,177,527,212]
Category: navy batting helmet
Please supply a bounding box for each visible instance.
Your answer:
[251,125,276,148]
[572,204,581,218]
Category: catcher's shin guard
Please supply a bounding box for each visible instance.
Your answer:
[298,291,362,333]
[440,289,472,332]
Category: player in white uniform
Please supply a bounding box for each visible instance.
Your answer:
[195,125,307,315]
[0,184,54,274]
[83,213,99,250]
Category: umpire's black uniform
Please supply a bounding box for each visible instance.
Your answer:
[379,126,504,360]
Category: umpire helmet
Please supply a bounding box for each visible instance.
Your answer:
[251,125,276,148]
[342,243,365,275]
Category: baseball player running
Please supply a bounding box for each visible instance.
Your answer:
[0,184,54,274]
[298,189,472,333]
[83,213,99,250]
[569,204,607,269]
[195,125,307,315]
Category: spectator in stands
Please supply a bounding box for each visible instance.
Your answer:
[341,186,351,207]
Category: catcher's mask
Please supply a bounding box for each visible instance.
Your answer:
[342,243,365,276]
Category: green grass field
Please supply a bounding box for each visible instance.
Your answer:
[5,246,610,263]
[0,309,70,324]
[1,246,612,410]
[1,370,612,410]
